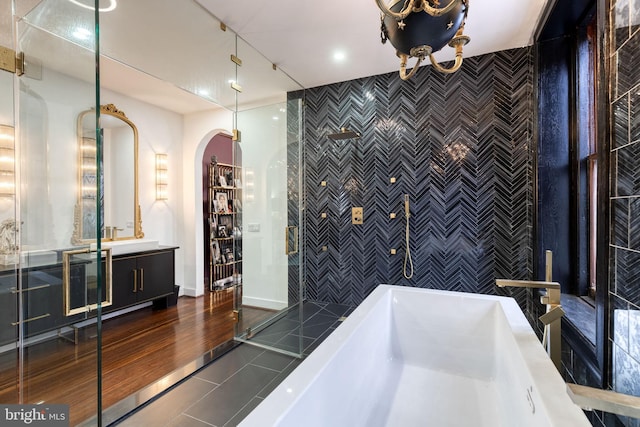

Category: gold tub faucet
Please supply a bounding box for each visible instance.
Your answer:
[496,250,564,371]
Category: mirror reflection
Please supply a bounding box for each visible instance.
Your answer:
[73,104,143,243]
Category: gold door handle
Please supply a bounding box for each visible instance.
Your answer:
[11,313,50,326]
[133,269,138,293]
[139,268,144,291]
[63,247,113,316]
[285,226,299,255]
[10,284,51,293]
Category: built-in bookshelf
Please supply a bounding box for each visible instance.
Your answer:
[208,160,242,292]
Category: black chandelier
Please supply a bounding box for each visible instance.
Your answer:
[377,0,470,80]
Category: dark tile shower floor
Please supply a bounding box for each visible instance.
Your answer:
[114,301,353,427]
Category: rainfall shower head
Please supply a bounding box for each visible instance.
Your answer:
[327,127,361,141]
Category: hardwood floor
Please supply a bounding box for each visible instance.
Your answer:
[0,289,275,426]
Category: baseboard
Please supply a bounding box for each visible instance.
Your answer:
[242,296,287,311]
[182,287,200,297]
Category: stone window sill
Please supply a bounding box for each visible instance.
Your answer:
[561,293,596,347]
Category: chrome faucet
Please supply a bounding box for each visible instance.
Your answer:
[496,250,564,371]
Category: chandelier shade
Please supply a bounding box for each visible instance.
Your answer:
[378,0,470,79]
[383,0,467,56]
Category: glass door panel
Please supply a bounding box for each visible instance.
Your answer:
[0,0,18,412]
[98,0,237,111]
[2,1,103,425]
[233,37,305,357]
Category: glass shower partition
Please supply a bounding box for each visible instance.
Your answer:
[1,0,104,425]
[232,37,306,357]
[2,0,304,424]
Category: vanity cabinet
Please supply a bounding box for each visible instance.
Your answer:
[0,262,86,346]
[106,247,177,312]
[0,246,177,346]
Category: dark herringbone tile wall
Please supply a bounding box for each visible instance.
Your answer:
[302,47,535,308]
[610,0,640,409]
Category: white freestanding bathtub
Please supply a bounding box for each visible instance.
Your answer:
[239,285,590,427]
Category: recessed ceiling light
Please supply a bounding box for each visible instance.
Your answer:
[272,116,279,121]
[333,51,346,62]
[68,0,117,12]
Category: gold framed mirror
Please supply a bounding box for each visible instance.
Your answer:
[72,104,144,244]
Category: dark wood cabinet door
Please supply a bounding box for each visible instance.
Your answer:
[109,257,138,310]
[0,274,17,345]
[136,251,175,301]
[22,269,64,337]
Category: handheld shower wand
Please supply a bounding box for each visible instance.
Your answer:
[403,194,414,279]
[405,194,410,218]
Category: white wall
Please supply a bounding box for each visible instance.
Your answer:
[16,68,94,249]
[176,103,291,303]
[9,64,293,303]
[2,64,193,290]
[181,109,233,296]
[102,91,182,233]
[0,72,12,125]
[238,104,289,310]
[95,89,199,296]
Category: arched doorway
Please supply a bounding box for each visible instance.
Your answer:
[201,133,241,288]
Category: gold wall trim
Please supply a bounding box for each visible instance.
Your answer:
[0,45,16,73]
[101,103,128,119]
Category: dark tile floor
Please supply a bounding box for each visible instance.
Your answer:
[114,301,352,427]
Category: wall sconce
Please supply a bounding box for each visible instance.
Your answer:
[245,168,255,202]
[155,153,168,200]
[0,125,15,197]
[377,0,470,80]
[80,137,97,199]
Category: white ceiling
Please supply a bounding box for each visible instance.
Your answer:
[196,0,551,89]
[20,0,551,115]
